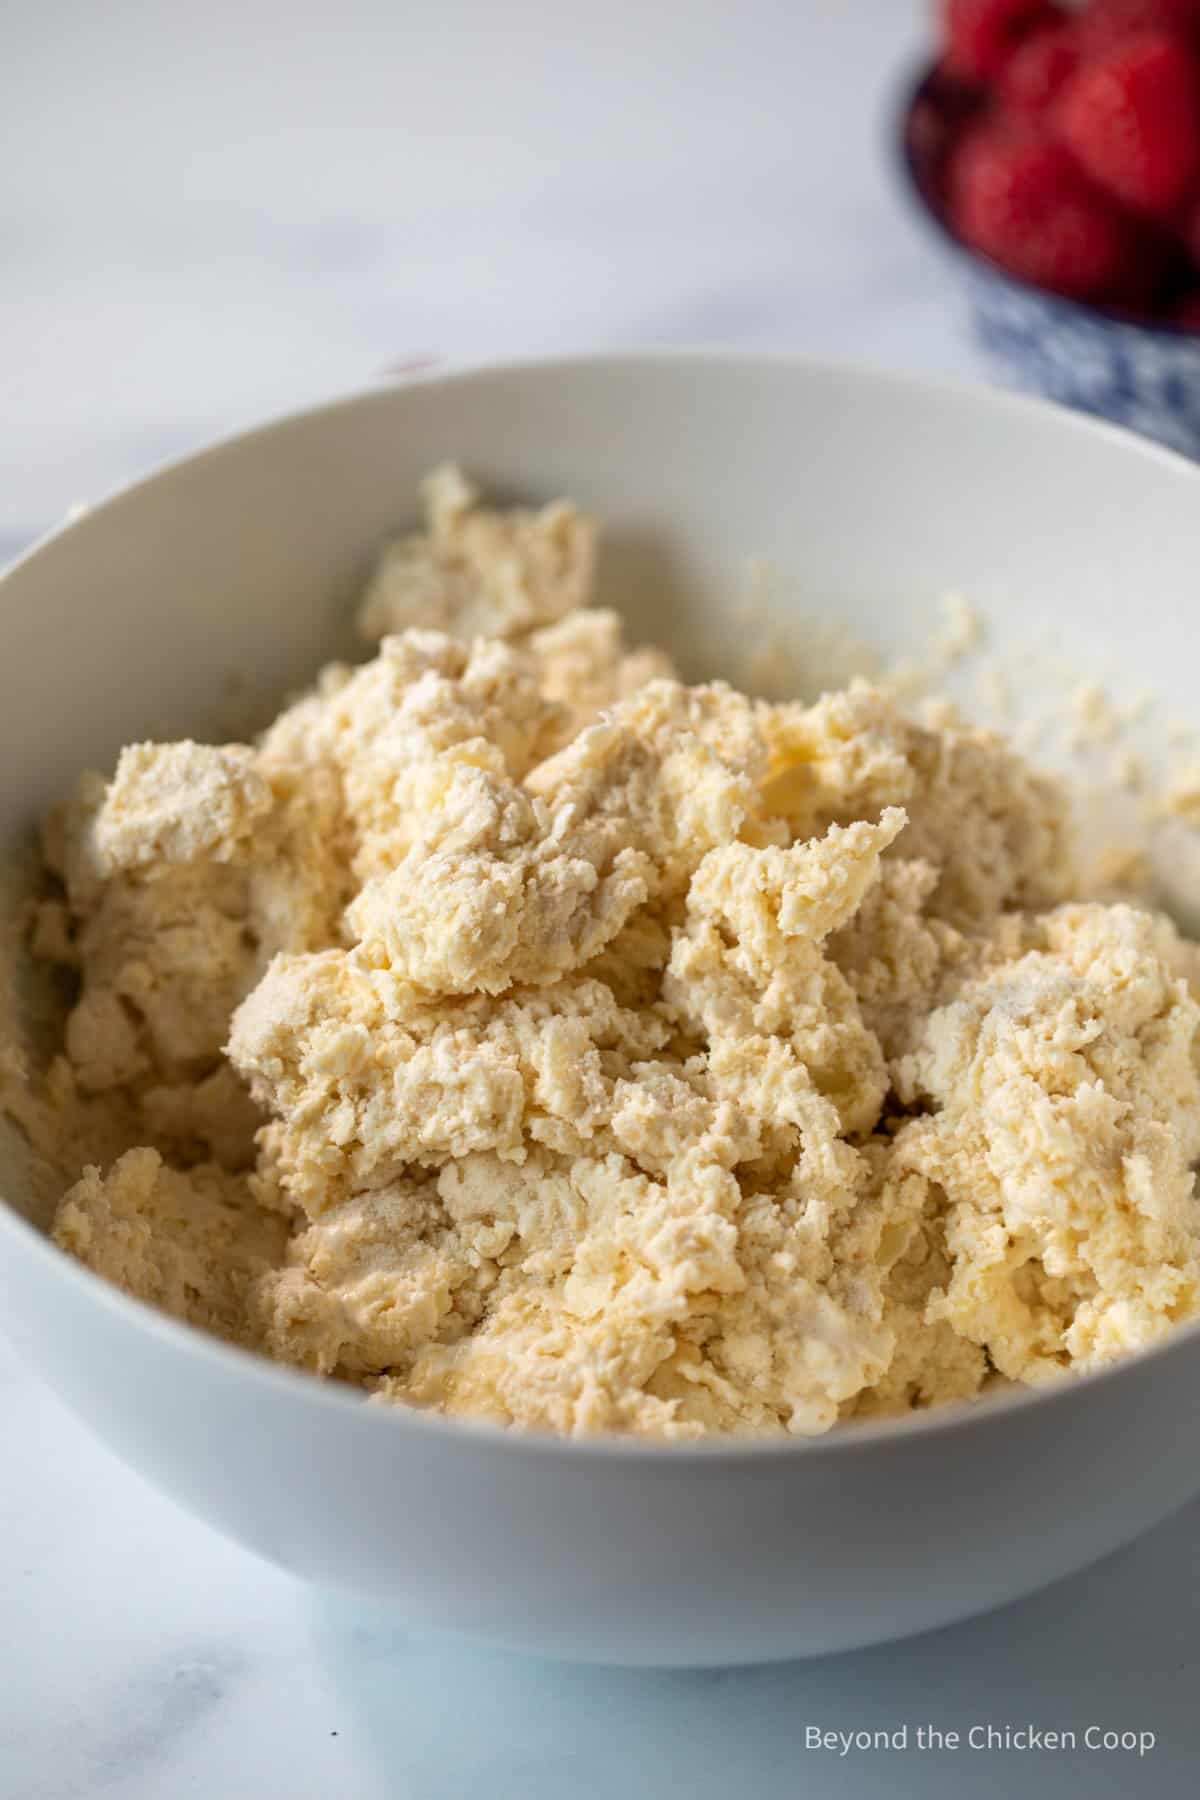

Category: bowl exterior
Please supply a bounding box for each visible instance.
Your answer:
[5,1204,1200,1665]
[963,266,1200,460]
[4,354,1200,1663]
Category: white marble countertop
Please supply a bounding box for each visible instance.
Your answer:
[2,3,1198,1795]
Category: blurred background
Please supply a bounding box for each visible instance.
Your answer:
[2,0,953,557]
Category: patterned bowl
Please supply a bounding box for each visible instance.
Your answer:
[897,64,1200,459]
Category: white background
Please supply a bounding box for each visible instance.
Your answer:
[2,3,1198,1795]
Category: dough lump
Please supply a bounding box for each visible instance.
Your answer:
[11,467,1199,1440]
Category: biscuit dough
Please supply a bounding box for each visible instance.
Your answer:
[9,469,1200,1438]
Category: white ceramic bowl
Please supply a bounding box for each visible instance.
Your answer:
[4,355,1200,1667]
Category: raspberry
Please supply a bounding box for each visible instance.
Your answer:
[909,62,987,206]
[1181,196,1200,262]
[1170,290,1200,323]
[1102,221,1176,308]
[1056,32,1200,216]
[1079,0,1200,54]
[948,125,1136,296]
[999,20,1082,111]
[942,0,1060,83]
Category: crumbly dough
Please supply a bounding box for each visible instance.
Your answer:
[8,467,1200,1439]
[356,465,597,644]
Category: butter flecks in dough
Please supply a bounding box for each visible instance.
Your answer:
[15,466,1199,1440]
[763,680,1073,929]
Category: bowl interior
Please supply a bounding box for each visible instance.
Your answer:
[4,353,1200,1244]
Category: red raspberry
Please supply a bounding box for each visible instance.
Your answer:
[948,125,1137,296]
[1056,32,1200,216]
[1079,0,1200,54]
[1170,290,1200,323]
[1102,221,1176,308]
[942,0,1060,83]
[999,20,1082,111]
[1181,195,1200,262]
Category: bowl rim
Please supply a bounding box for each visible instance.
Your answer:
[5,345,1200,1467]
[894,58,1200,346]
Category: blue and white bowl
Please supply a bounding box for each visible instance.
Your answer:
[898,65,1200,459]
